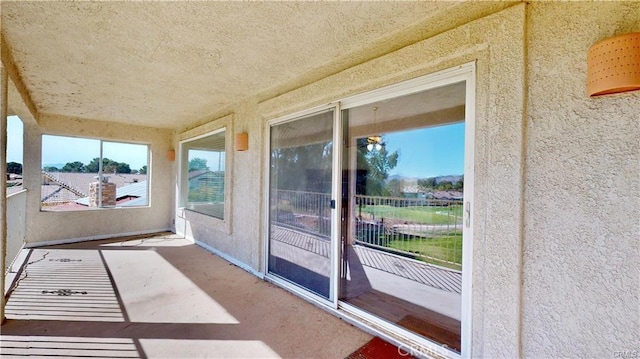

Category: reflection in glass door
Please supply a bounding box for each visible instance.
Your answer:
[340,82,467,353]
[268,109,334,299]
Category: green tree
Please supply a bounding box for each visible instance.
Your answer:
[43,166,59,172]
[85,157,131,174]
[418,177,437,189]
[436,181,453,191]
[7,162,22,174]
[356,137,399,196]
[139,165,147,175]
[85,158,101,173]
[116,162,131,174]
[271,141,332,192]
[189,158,209,172]
[387,178,403,198]
[61,161,86,173]
[453,176,464,190]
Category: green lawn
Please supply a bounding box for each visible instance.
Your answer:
[359,204,463,225]
[387,234,462,270]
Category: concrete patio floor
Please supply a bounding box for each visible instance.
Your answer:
[1,233,372,358]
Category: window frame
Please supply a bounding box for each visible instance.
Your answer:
[178,125,233,234]
[40,133,151,212]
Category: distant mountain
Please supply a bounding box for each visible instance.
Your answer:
[387,174,462,183]
[435,175,463,184]
[388,175,418,181]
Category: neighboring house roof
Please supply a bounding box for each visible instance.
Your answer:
[188,170,214,180]
[41,186,82,205]
[75,180,148,207]
[43,172,147,194]
[41,172,147,205]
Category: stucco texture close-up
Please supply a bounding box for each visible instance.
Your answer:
[523,2,640,357]
[22,114,174,245]
[1,1,638,358]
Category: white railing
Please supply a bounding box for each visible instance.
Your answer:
[271,189,463,270]
[354,195,463,270]
[271,189,332,238]
[6,189,27,273]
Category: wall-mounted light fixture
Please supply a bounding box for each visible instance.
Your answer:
[587,32,640,96]
[235,132,249,151]
[167,149,176,161]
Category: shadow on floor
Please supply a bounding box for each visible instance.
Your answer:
[1,233,371,359]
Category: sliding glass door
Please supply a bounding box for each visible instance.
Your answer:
[340,81,468,354]
[265,64,475,357]
[267,109,335,299]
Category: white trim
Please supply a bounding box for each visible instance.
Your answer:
[261,115,271,275]
[264,273,332,307]
[460,62,476,359]
[341,62,476,109]
[265,103,336,127]
[262,102,338,282]
[339,302,458,359]
[177,123,232,234]
[177,126,226,144]
[337,62,476,357]
[330,102,342,307]
[25,228,173,248]
[192,238,264,279]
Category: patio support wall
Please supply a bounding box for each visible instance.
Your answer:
[0,63,8,322]
[176,4,528,357]
[175,2,639,357]
[21,114,174,245]
[523,3,640,357]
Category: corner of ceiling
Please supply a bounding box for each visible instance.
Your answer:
[1,31,40,126]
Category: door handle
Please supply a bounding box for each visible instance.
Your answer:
[465,201,471,228]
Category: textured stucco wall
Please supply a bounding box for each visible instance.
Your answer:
[523,2,640,357]
[180,4,528,357]
[175,101,263,271]
[170,2,639,357]
[23,114,174,244]
[6,191,26,272]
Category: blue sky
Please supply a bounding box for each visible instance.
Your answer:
[7,116,23,164]
[383,122,465,178]
[9,115,463,177]
[41,135,149,170]
[7,116,148,170]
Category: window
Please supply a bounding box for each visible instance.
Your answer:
[41,135,149,211]
[180,129,226,220]
[6,116,24,195]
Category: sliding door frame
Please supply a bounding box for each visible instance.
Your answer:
[262,103,342,309]
[337,61,476,359]
[262,61,476,358]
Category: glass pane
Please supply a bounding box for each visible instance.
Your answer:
[41,135,150,211]
[269,110,334,299]
[341,82,466,353]
[41,135,100,211]
[182,131,226,219]
[7,116,24,192]
[102,141,149,207]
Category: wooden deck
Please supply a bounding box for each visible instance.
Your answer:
[271,225,462,353]
[271,226,461,294]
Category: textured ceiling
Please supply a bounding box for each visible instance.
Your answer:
[1,2,501,129]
